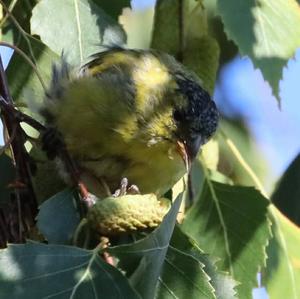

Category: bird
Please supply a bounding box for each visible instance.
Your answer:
[41,48,219,199]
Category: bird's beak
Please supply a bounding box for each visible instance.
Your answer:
[185,136,202,161]
[176,136,202,172]
[176,140,191,172]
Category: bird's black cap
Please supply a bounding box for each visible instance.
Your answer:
[174,76,219,160]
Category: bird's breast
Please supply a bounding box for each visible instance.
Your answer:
[78,141,187,197]
[122,141,186,195]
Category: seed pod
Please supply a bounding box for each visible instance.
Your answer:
[87,194,170,236]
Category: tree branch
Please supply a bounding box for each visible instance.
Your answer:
[0,54,37,247]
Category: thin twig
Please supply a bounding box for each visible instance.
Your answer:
[0,0,38,65]
[0,96,93,207]
[0,96,45,130]
[0,54,38,245]
[0,42,47,92]
[0,0,18,27]
[0,122,17,155]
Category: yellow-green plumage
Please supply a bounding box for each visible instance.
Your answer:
[43,49,218,197]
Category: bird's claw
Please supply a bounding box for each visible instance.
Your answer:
[113,178,140,197]
[127,184,140,195]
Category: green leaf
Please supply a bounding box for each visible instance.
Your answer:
[151,0,181,56]
[108,194,183,299]
[181,2,220,94]
[183,35,220,94]
[216,0,300,102]
[156,226,238,299]
[0,242,140,299]
[31,0,127,66]
[6,36,58,113]
[37,189,80,244]
[151,0,206,44]
[151,0,219,92]
[157,248,214,299]
[182,181,271,299]
[217,119,267,187]
[0,153,15,206]
[264,206,300,299]
[93,0,131,20]
[151,0,207,57]
[272,153,300,225]
[30,148,66,202]
[203,0,239,65]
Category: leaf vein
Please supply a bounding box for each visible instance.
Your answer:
[73,0,83,62]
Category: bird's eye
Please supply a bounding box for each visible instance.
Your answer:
[173,110,182,122]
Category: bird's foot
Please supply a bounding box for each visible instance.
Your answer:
[41,127,65,160]
[113,178,140,197]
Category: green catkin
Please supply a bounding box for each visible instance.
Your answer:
[87,194,170,235]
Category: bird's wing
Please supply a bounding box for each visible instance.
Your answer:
[43,49,141,158]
